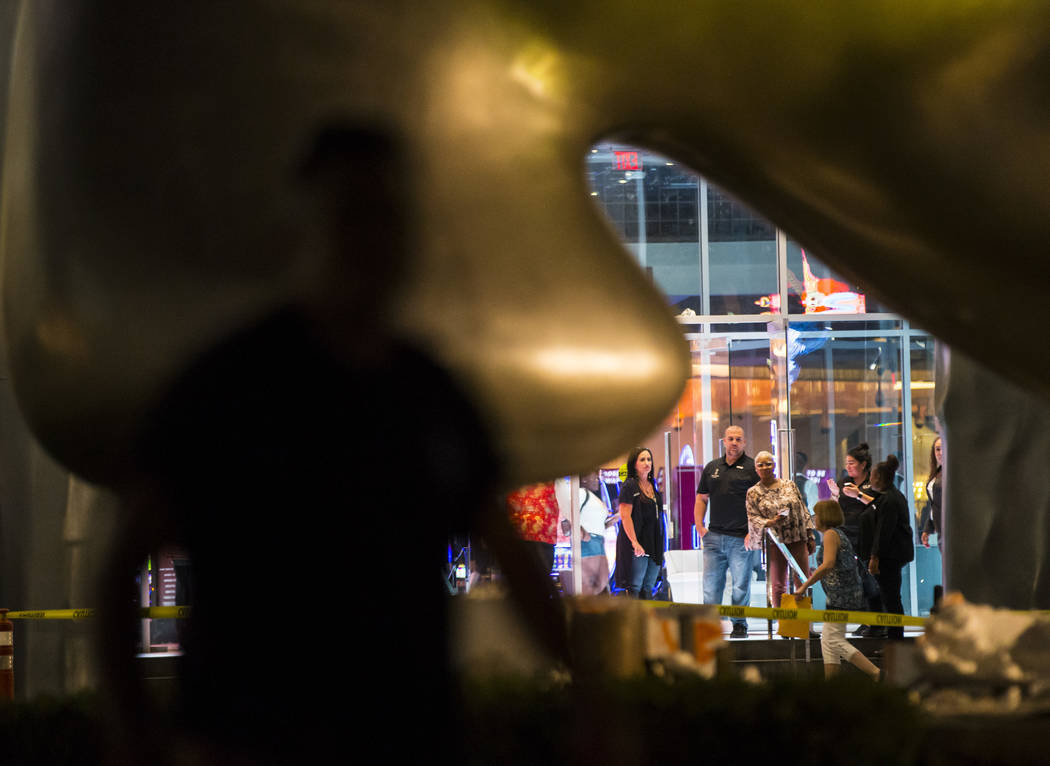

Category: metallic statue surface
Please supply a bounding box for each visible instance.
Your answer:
[7,1,1050,485]
[3,0,1050,720]
[938,349,1050,609]
[1,1,691,488]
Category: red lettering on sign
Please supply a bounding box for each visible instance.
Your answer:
[614,151,641,171]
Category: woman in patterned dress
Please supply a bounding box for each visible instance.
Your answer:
[745,451,815,607]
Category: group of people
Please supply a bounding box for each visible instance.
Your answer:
[505,425,933,675]
[686,426,919,675]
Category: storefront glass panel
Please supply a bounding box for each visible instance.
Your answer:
[708,186,777,315]
[787,330,904,488]
[908,334,942,615]
[585,143,702,314]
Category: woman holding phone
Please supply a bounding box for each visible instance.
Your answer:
[825,442,883,634]
[825,442,878,549]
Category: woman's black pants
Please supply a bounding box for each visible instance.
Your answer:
[875,558,905,639]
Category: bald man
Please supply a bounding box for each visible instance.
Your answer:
[694,426,760,638]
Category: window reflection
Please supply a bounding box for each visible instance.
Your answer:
[786,239,889,315]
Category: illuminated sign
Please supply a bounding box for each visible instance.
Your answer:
[755,249,867,314]
[614,151,641,171]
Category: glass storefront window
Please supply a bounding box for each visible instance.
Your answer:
[587,143,912,323]
[707,187,777,315]
[907,335,942,615]
[138,547,192,654]
[586,143,780,318]
[586,144,702,314]
[788,330,904,488]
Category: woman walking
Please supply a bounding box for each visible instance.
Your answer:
[794,501,881,680]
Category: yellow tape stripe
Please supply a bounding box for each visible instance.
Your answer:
[714,604,927,627]
[5,607,191,620]
[644,601,927,627]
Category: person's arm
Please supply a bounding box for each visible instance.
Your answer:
[825,477,840,500]
[744,491,771,549]
[794,528,840,595]
[920,500,932,546]
[794,486,817,555]
[922,491,937,536]
[745,491,757,534]
[693,492,709,538]
[619,501,645,557]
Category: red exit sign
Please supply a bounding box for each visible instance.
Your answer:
[614,150,641,171]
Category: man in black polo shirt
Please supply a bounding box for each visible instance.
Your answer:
[694,425,760,638]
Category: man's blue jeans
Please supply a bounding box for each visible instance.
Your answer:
[702,530,754,628]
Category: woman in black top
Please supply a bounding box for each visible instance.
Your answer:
[615,447,665,598]
[826,442,879,549]
[868,455,914,640]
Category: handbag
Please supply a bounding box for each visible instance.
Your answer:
[856,556,880,600]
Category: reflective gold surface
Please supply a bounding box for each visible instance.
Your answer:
[0,2,692,486]
[5,1,1050,487]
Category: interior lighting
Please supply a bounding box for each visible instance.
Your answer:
[893,380,935,390]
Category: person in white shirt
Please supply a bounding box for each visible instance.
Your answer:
[560,472,616,595]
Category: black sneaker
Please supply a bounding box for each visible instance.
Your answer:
[853,625,870,637]
[867,626,889,639]
[730,624,748,639]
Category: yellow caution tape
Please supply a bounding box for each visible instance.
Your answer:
[714,604,927,627]
[645,601,927,627]
[5,607,191,620]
